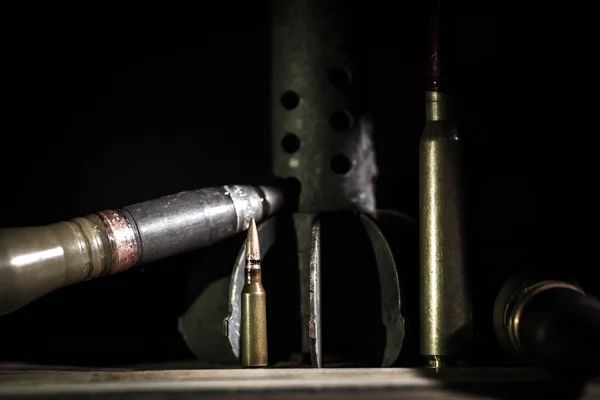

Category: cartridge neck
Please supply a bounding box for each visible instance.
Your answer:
[69,214,115,280]
[245,266,262,284]
[425,91,452,122]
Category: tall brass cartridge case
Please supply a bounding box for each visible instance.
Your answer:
[419,91,473,365]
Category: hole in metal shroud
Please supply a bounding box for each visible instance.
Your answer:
[330,154,353,175]
[281,133,301,154]
[280,90,301,110]
[329,110,354,132]
[327,67,352,89]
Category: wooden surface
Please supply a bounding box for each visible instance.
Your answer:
[0,367,597,399]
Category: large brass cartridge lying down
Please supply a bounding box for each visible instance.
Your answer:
[0,185,283,316]
[241,218,268,367]
[494,273,600,373]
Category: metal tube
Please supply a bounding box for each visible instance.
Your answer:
[271,0,376,214]
[419,3,473,366]
[123,185,281,265]
[0,185,283,316]
[271,0,375,364]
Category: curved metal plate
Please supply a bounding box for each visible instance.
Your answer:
[309,218,322,367]
[359,213,405,367]
[223,217,279,359]
[178,277,236,365]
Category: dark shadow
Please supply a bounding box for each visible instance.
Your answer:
[262,215,301,364]
[412,347,589,400]
[320,212,385,367]
[374,209,420,367]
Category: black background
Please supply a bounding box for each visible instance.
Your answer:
[0,2,598,366]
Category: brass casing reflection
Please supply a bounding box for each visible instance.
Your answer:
[241,268,268,367]
[419,91,473,363]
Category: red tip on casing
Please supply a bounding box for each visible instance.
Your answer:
[427,2,444,92]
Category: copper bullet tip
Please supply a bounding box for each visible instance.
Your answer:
[245,218,261,264]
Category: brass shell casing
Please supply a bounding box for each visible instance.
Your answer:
[0,214,112,316]
[419,91,473,364]
[241,268,268,367]
[493,274,584,355]
[0,210,139,317]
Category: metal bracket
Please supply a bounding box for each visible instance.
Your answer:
[360,213,405,367]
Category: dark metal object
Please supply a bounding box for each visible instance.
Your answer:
[0,185,282,316]
[178,277,237,365]
[293,213,321,364]
[124,185,282,265]
[271,0,376,214]
[219,213,406,368]
[221,217,279,360]
[271,0,404,368]
[494,273,600,372]
[289,212,407,368]
[419,4,473,365]
[240,219,268,367]
[360,214,405,367]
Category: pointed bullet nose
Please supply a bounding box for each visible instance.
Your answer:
[245,218,260,261]
[248,218,257,237]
